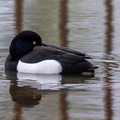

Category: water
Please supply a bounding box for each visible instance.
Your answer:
[0,0,120,120]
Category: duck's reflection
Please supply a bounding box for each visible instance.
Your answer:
[6,72,43,120]
[17,73,62,90]
[7,72,42,109]
[10,84,42,120]
[6,71,95,120]
[6,71,95,107]
[6,71,95,91]
[10,84,42,107]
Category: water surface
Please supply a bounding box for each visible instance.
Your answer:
[0,0,120,120]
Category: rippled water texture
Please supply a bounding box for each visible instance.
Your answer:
[0,0,120,120]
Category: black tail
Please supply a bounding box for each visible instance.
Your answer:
[87,65,99,72]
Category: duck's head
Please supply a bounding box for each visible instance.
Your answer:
[10,30,42,60]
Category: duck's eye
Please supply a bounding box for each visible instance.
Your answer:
[33,41,36,45]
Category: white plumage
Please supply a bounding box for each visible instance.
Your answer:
[17,60,62,74]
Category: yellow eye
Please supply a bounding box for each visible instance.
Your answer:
[33,41,36,45]
[33,95,36,99]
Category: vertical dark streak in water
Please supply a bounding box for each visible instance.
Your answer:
[59,0,68,47]
[105,0,113,54]
[13,103,22,120]
[11,80,23,120]
[14,0,23,34]
[59,91,69,120]
[13,1,23,119]
[104,0,114,120]
[104,64,113,120]
[59,1,69,119]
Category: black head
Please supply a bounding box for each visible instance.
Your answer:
[10,30,42,60]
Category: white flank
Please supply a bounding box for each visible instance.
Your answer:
[17,60,62,74]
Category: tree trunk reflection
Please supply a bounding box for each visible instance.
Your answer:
[59,0,68,47]
[14,0,23,33]
[104,0,114,120]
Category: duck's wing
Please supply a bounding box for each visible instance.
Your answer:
[20,45,86,64]
[43,44,92,59]
[20,45,96,74]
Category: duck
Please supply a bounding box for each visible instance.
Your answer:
[5,30,98,74]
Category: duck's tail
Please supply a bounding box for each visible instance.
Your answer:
[88,65,99,71]
[81,65,98,76]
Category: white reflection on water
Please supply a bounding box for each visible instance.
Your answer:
[6,72,99,91]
